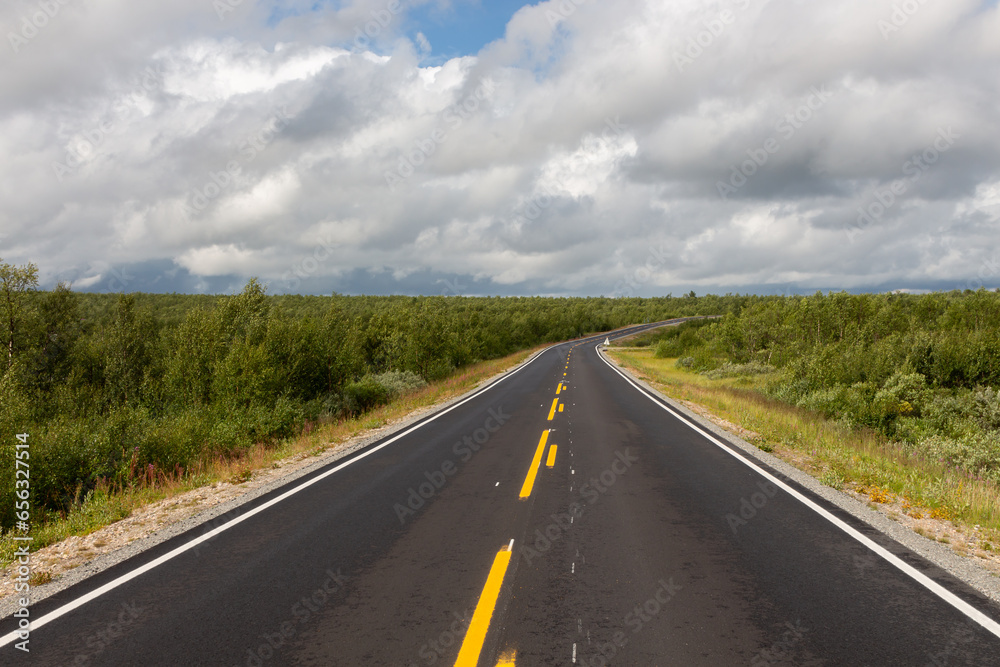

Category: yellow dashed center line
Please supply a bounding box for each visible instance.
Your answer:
[546,444,558,468]
[519,431,549,498]
[454,542,515,667]
[547,398,559,420]
[495,648,516,666]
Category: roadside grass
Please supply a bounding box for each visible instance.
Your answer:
[607,347,1000,546]
[0,345,544,568]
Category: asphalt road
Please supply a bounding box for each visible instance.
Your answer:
[4,320,1000,666]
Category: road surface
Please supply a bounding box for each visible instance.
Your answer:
[4,320,1000,665]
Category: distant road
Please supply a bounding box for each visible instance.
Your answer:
[3,319,1000,665]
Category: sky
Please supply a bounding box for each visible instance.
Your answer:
[1,0,998,297]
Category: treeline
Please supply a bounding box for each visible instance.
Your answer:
[0,262,742,528]
[652,290,1000,482]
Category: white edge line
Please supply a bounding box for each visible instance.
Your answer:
[596,344,1000,641]
[0,344,554,647]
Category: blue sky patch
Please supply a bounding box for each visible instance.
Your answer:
[404,1,531,58]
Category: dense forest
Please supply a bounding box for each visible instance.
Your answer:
[0,259,735,529]
[647,290,1000,484]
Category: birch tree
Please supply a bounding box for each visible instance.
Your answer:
[0,258,38,369]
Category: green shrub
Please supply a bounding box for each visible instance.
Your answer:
[320,392,349,419]
[30,417,108,511]
[797,382,879,428]
[653,324,708,358]
[690,346,720,372]
[146,409,213,469]
[372,370,427,396]
[766,377,811,405]
[208,408,255,454]
[344,376,392,414]
[703,361,776,379]
[922,390,978,437]
[257,396,304,441]
[421,358,456,382]
[973,387,1000,431]
[874,370,929,416]
[919,432,1000,483]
